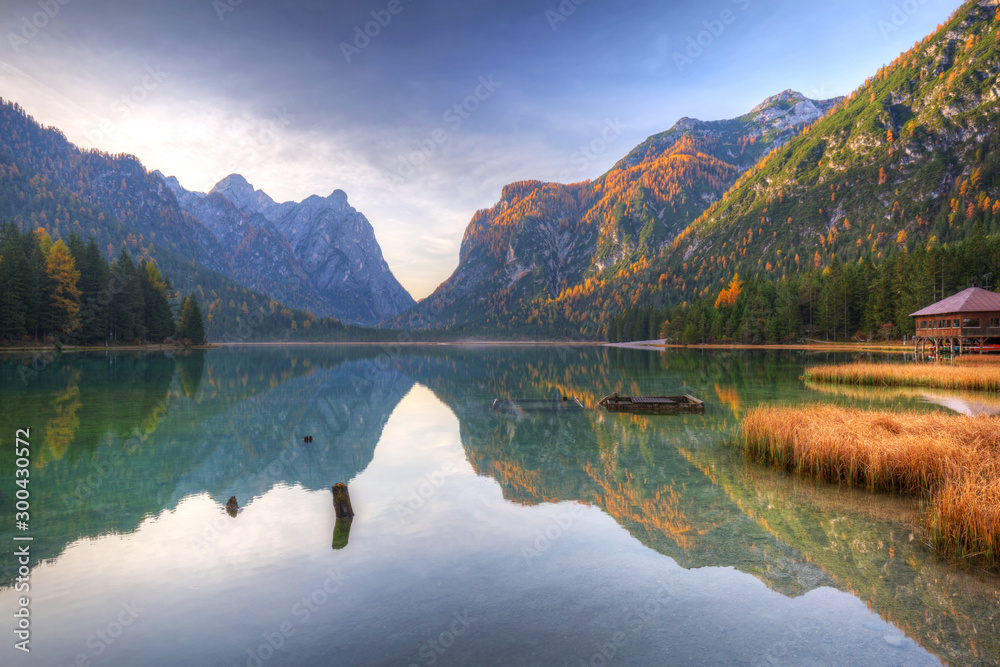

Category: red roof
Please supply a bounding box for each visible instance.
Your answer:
[909,287,1000,317]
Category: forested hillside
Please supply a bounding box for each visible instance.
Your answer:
[551,0,1000,342]
[395,91,838,334]
[0,100,407,342]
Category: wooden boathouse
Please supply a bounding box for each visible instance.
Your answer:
[910,287,1000,355]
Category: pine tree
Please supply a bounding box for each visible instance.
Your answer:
[177,293,206,345]
[110,247,144,342]
[23,229,48,339]
[75,238,111,344]
[0,222,27,340]
[139,260,174,341]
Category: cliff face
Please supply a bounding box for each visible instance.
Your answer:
[165,174,415,325]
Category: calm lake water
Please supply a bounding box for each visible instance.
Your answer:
[1,346,999,666]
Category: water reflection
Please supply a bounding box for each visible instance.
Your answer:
[0,347,997,665]
[806,379,1000,415]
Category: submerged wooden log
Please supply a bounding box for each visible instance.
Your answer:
[332,517,353,550]
[225,495,239,518]
[332,482,354,519]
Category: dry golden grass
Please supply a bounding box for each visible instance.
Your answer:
[735,405,1000,568]
[804,361,1000,391]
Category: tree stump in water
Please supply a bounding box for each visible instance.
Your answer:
[332,517,353,550]
[332,483,354,519]
[225,496,239,518]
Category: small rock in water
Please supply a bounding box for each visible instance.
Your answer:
[883,634,905,648]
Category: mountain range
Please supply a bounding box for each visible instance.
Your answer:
[1,0,995,340]
[0,100,413,333]
[394,89,840,331]
[159,172,414,325]
[518,0,1000,333]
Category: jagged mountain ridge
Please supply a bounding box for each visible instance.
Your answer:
[603,0,1000,312]
[394,90,839,331]
[163,173,415,325]
[0,96,412,333]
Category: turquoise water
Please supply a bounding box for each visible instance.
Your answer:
[1,346,997,666]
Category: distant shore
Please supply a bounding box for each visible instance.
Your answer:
[608,339,912,353]
[0,340,603,353]
[0,343,217,354]
[1,339,916,353]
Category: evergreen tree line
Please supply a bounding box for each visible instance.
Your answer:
[608,228,1000,344]
[0,221,206,345]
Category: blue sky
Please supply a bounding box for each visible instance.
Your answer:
[0,0,964,298]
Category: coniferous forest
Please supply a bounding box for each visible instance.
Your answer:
[0,221,208,346]
[608,228,999,344]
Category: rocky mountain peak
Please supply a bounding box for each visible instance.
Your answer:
[750,89,808,114]
[210,173,276,215]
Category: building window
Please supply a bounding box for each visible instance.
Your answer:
[920,321,927,329]
[992,318,999,328]
[963,318,981,328]
[954,319,960,328]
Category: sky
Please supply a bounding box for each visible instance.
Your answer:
[0,0,964,299]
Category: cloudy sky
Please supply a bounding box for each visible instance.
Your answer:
[0,0,962,299]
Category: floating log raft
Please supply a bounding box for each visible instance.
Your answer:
[491,397,585,415]
[598,392,704,414]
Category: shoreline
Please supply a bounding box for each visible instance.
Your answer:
[0,343,217,354]
[0,340,915,353]
[608,339,911,353]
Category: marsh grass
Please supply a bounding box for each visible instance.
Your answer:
[804,361,1000,391]
[735,405,1000,568]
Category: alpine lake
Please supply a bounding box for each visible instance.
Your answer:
[1,345,999,667]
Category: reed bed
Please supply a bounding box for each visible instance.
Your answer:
[735,405,1000,568]
[804,361,1000,392]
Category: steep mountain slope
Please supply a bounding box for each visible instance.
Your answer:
[0,100,272,340]
[600,0,1000,314]
[167,174,415,325]
[156,174,329,316]
[0,97,411,334]
[395,91,839,331]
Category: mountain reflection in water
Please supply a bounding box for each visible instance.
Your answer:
[1,346,996,666]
